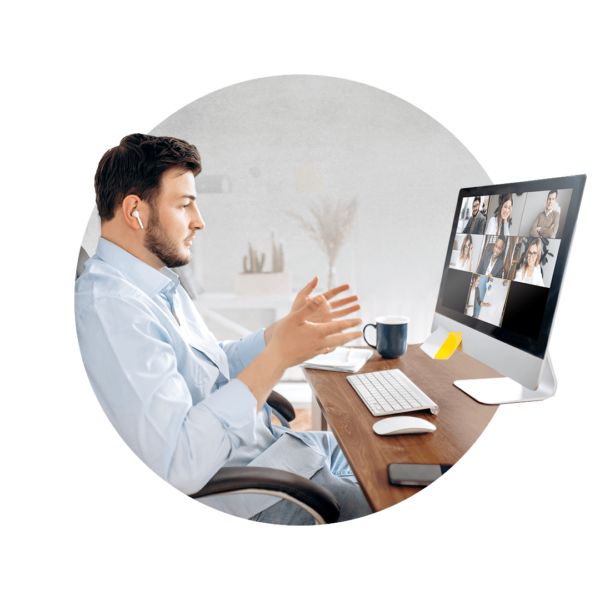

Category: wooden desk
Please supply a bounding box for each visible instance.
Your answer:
[303,345,500,512]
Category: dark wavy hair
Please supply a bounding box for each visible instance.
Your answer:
[495,234,507,261]
[94,133,202,221]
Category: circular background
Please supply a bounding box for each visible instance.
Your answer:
[82,75,492,524]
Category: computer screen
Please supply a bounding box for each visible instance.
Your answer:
[435,175,586,359]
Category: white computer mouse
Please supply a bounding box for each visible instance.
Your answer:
[372,416,436,436]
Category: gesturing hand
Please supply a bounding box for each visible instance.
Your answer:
[290,276,360,323]
[269,295,363,368]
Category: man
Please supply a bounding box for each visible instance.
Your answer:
[477,236,506,279]
[529,190,560,238]
[75,133,371,524]
[462,196,486,235]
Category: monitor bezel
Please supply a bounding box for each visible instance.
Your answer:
[435,174,586,359]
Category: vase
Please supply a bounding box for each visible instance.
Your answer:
[328,265,336,291]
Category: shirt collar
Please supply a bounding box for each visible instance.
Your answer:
[96,237,180,298]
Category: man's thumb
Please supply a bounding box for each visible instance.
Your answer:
[296,294,325,319]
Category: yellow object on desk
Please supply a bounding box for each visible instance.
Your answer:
[420,327,462,360]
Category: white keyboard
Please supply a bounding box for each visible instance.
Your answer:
[347,369,439,416]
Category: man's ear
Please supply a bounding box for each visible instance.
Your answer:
[122,195,146,230]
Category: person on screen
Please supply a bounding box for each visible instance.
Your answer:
[462,196,486,235]
[477,236,506,279]
[478,278,508,326]
[465,275,491,318]
[514,238,545,286]
[485,194,513,236]
[529,190,560,238]
[456,234,474,271]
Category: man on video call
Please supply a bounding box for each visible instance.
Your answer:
[75,134,372,525]
[462,196,486,235]
[529,190,560,238]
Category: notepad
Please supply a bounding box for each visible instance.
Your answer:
[300,347,373,373]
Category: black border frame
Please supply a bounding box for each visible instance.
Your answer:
[435,174,587,359]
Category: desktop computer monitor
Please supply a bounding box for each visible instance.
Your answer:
[432,174,586,404]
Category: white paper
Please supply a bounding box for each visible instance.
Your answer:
[420,326,450,359]
[300,347,373,373]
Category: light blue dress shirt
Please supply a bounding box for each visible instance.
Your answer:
[75,238,327,518]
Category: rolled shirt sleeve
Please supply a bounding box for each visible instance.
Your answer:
[77,295,259,495]
[219,328,267,379]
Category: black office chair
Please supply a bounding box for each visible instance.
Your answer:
[76,246,340,524]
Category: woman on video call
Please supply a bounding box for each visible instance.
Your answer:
[514,238,545,286]
[457,234,474,271]
[477,278,509,326]
[465,274,491,318]
[485,193,513,236]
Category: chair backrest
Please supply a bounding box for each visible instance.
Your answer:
[172,263,204,299]
[76,246,90,280]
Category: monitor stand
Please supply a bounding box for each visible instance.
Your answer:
[454,353,557,405]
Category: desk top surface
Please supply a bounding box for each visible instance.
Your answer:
[303,345,500,513]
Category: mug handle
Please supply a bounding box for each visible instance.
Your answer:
[363,323,377,350]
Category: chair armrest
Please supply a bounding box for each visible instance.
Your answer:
[266,390,296,423]
[189,466,341,524]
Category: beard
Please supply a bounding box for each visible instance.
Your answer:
[143,206,192,268]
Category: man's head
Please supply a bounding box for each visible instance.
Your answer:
[472,197,481,217]
[492,236,505,259]
[546,190,558,211]
[95,134,204,269]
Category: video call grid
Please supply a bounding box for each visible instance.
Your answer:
[444,189,572,334]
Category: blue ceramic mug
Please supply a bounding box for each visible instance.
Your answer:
[363,316,409,359]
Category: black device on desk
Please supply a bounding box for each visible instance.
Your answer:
[388,463,452,487]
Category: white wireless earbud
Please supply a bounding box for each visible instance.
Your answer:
[132,210,144,229]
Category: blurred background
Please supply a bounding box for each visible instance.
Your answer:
[0,76,600,379]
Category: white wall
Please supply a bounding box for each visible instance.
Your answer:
[146,75,491,343]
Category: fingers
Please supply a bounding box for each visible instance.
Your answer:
[322,283,350,301]
[318,331,363,352]
[294,294,328,319]
[329,294,358,310]
[299,277,318,296]
[330,304,361,319]
[318,317,362,336]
